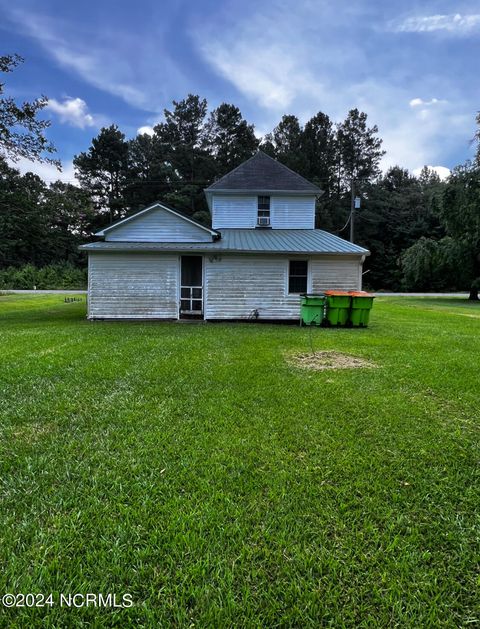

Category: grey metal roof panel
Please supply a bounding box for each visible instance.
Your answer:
[206,151,322,193]
[80,229,369,255]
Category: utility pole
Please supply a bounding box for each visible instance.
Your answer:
[350,180,361,243]
[349,179,355,242]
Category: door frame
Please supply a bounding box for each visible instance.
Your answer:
[178,254,204,319]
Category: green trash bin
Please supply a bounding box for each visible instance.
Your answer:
[325,291,351,326]
[300,294,326,326]
[348,291,375,327]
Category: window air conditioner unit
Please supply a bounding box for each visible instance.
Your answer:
[258,217,270,226]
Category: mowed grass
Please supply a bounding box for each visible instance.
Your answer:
[0,295,479,628]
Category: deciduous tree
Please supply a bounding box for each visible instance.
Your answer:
[441,162,480,299]
[0,54,58,166]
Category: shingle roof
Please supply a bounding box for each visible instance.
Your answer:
[80,229,368,255]
[205,151,322,193]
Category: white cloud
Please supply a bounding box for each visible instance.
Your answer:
[393,13,480,34]
[412,165,451,180]
[9,157,78,184]
[47,97,98,128]
[137,126,155,136]
[254,127,269,140]
[194,5,474,174]
[377,86,471,173]
[192,6,340,115]
[409,97,445,107]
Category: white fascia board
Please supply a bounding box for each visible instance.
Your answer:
[204,189,320,195]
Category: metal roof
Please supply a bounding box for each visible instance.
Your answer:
[205,151,322,193]
[80,229,369,256]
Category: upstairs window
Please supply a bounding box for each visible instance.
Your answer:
[288,260,308,294]
[257,196,270,226]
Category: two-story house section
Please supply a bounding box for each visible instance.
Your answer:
[205,150,319,230]
[80,151,369,320]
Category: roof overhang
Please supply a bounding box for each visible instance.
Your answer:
[79,242,369,256]
[79,228,370,257]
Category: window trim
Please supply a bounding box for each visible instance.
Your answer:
[287,259,309,295]
[257,195,271,226]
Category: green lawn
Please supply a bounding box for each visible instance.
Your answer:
[0,295,479,627]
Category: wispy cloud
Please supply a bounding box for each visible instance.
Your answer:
[199,40,318,110]
[193,4,355,117]
[47,44,147,108]
[1,5,185,111]
[47,97,103,128]
[2,0,476,174]
[392,13,480,34]
[194,4,473,173]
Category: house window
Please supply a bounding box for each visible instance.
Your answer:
[288,260,308,294]
[257,196,270,226]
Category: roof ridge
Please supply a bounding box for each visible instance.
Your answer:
[255,151,319,189]
[205,150,321,193]
[205,152,261,190]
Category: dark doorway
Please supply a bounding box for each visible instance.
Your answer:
[180,256,203,318]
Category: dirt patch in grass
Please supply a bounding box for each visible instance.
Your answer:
[287,351,377,371]
[12,422,56,444]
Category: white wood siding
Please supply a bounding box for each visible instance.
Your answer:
[105,207,212,242]
[271,196,315,229]
[87,252,363,320]
[212,195,257,229]
[88,253,178,319]
[310,257,361,292]
[204,254,363,320]
[211,194,316,230]
[205,256,300,319]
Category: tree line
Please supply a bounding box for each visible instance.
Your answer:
[1,56,479,296]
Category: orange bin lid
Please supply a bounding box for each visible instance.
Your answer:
[324,290,351,296]
[348,291,375,297]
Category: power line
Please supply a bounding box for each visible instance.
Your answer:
[336,212,352,233]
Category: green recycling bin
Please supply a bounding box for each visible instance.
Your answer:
[300,294,326,326]
[348,291,375,327]
[325,291,351,326]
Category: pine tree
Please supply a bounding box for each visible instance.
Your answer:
[153,95,215,215]
[261,115,306,173]
[205,103,258,176]
[336,108,385,191]
[74,125,129,223]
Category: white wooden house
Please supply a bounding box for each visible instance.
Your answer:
[80,152,369,320]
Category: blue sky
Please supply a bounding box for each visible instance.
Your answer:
[1,0,479,183]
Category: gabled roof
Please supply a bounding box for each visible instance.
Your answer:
[80,229,369,256]
[205,151,322,193]
[95,202,219,237]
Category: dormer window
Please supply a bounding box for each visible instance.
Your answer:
[257,196,270,227]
